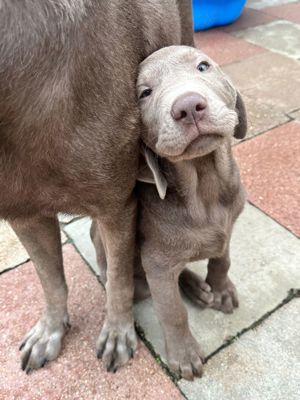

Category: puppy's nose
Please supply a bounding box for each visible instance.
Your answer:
[171,92,207,124]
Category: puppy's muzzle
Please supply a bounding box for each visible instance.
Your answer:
[171,92,207,125]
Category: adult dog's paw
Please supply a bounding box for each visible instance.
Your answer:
[96,317,138,372]
[19,313,70,373]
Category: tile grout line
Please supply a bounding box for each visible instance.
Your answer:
[247,201,300,240]
[204,288,300,364]
[0,257,30,275]
[233,115,294,147]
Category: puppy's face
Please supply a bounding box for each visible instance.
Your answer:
[137,46,245,162]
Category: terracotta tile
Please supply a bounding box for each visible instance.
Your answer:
[221,7,276,33]
[234,121,300,237]
[222,52,300,114]
[0,244,182,400]
[194,30,266,65]
[264,3,300,24]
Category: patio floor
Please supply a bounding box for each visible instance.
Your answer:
[1,1,300,399]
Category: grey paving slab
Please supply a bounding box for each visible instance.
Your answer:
[289,108,300,121]
[0,222,29,273]
[0,221,67,273]
[134,203,300,361]
[247,0,298,10]
[63,217,99,275]
[241,93,290,138]
[179,298,300,400]
[234,20,300,59]
[223,52,300,114]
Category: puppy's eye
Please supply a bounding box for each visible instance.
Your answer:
[139,88,152,99]
[197,61,210,72]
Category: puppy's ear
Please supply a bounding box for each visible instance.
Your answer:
[234,91,247,139]
[137,147,167,200]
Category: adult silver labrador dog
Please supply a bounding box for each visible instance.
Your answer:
[0,0,193,373]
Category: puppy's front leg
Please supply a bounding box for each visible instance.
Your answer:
[206,248,239,314]
[10,215,69,373]
[143,255,204,380]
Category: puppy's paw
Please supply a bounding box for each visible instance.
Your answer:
[209,278,239,314]
[19,313,70,373]
[96,317,138,372]
[166,332,204,381]
[179,269,214,308]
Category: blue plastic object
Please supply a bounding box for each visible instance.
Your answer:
[192,0,247,31]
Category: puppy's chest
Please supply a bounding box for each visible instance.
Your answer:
[140,189,231,262]
[172,199,230,261]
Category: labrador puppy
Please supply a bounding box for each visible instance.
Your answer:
[135,46,247,380]
[0,1,194,374]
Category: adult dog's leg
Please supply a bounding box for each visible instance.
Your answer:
[91,220,150,302]
[10,215,69,373]
[96,199,138,372]
[177,0,195,46]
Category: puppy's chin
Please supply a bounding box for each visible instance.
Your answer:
[166,134,225,162]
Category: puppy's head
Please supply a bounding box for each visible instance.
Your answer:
[137,46,247,162]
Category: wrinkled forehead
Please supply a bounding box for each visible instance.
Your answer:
[137,46,215,84]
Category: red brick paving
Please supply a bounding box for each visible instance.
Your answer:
[234,121,300,237]
[0,244,183,400]
[264,3,300,24]
[194,30,266,65]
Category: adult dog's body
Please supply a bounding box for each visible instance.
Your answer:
[0,0,194,373]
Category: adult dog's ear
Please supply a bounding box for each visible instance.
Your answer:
[137,147,167,200]
[234,91,247,139]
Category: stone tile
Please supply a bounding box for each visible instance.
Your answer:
[63,217,99,276]
[264,2,300,24]
[234,20,300,59]
[0,221,67,274]
[240,93,290,139]
[134,203,300,361]
[179,299,300,400]
[247,0,299,10]
[221,7,276,33]
[0,222,29,273]
[234,121,300,237]
[194,30,266,65]
[222,52,300,114]
[0,244,183,400]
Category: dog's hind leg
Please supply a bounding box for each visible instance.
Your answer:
[10,215,69,373]
[179,268,214,308]
[90,219,150,302]
[90,219,107,285]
